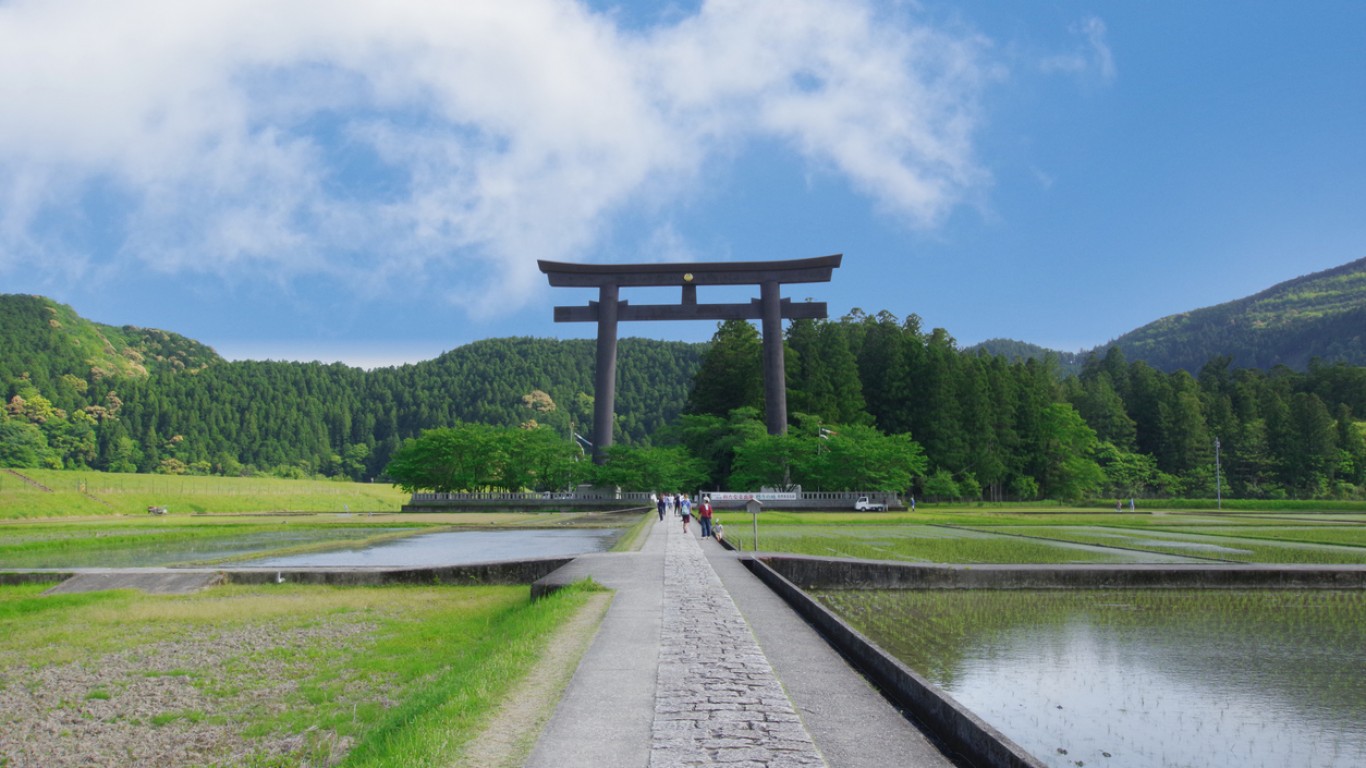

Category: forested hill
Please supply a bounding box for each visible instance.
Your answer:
[962,339,1083,376]
[6,294,1366,501]
[0,294,221,384]
[1102,256,1366,372]
[1,293,703,478]
[966,257,1366,373]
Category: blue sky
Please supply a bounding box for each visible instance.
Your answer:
[2,0,1363,368]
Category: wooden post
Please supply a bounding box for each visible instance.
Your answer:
[760,280,787,435]
[746,496,763,552]
[593,283,619,463]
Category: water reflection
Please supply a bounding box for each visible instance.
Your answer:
[819,589,1366,768]
[245,528,621,567]
[2,527,406,568]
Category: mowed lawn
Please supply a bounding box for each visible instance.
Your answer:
[713,508,1366,564]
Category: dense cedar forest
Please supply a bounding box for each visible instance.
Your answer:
[3,291,1366,500]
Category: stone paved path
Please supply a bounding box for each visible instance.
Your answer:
[527,515,952,768]
[650,523,825,767]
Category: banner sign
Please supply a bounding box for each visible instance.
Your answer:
[705,491,799,502]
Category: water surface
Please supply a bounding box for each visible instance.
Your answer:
[1,527,406,568]
[245,527,622,567]
[818,589,1366,768]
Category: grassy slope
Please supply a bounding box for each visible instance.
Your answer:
[0,468,409,519]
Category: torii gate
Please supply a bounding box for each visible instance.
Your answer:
[538,254,842,462]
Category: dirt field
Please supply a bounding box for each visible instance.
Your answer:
[0,622,372,767]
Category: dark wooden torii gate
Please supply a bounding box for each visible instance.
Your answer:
[538,254,842,462]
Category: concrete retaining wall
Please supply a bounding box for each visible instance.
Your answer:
[0,571,74,586]
[222,557,576,587]
[530,568,578,600]
[758,555,1366,590]
[742,556,1045,768]
[737,553,1366,767]
[3,558,575,591]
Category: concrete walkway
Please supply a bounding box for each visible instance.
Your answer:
[527,515,955,768]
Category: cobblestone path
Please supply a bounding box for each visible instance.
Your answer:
[649,524,826,768]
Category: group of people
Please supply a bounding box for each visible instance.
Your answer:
[653,492,716,538]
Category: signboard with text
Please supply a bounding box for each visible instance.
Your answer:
[705,491,799,502]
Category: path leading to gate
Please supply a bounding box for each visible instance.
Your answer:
[526,515,954,768]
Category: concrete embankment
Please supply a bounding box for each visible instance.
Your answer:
[3,557,576,594]
[735,552,1366,768]
[759,555,1366,590]
[744,556,1045,768]
[221,557,574,587]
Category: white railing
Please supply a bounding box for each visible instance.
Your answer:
[410,490,656,502]
[409,489,899,507]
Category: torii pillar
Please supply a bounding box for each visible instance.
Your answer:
[538,254,842,462]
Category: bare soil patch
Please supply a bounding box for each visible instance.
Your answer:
[0,622,372,767]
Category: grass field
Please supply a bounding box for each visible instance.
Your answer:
[714,507,1366,564]
[0,468,410,519]
[0,579,599,767]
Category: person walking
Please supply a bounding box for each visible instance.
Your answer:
[698,495,714,538]
[656,492,666,521]
[680,493,692,533]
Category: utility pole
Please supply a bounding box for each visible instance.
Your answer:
[1214,437,1222,511]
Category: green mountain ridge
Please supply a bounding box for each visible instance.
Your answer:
[962,338,1085,375]
[969,257,1366,372]
[5,290,1364,501]
[1106,256,1366,371]
[0,294,221,383]
[1,294,703,478]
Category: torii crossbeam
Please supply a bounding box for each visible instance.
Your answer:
[539,254,842,461]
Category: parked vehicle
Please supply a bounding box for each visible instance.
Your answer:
[853,496,886,512]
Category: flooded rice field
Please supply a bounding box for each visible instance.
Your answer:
[1,527,407,568]
[957,525,1366,564]
[816,588,1366,768]
[730,524,1206,564]
[243,527,622,567]
[0,524,623,569]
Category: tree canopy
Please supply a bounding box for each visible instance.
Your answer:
[5,293,1366,502]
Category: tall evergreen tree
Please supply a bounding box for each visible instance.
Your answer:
[686,320,764,418]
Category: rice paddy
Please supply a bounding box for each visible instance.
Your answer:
[0,580,599,767]
[953,525,1366,564]
[715,508,1366,564]
[0,512,626,569]
[814,588,1366,768]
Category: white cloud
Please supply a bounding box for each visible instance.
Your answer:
[1040,16,1116,83]
[0,0,991,314]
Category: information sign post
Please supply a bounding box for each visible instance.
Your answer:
[746,497,763,552]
